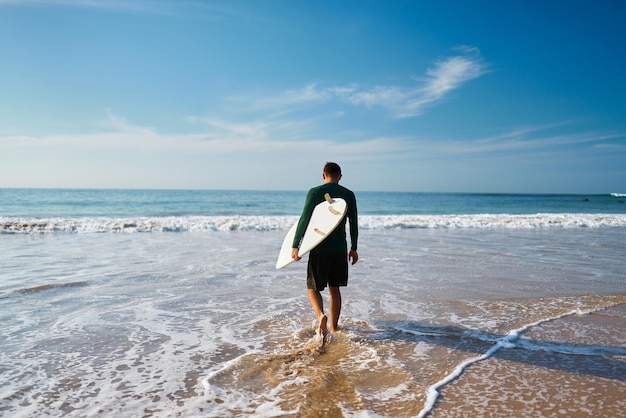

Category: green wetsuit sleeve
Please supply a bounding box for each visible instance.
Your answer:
[292,189,316,248]
[348,193,358,251]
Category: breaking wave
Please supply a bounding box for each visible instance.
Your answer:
[2,213,626,234]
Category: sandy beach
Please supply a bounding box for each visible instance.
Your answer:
[1,226,624,417]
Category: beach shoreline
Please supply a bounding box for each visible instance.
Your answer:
[1,227,624,417]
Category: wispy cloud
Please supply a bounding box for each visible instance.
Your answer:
[0,0,185,19]
[343,54,488,118]
[427,125,625,155]
[0,0,253,20]
[250,47,489,119]
[187,116,269,140]
[0,0,146,9]
[0,110,397,160]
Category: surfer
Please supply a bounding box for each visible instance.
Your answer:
[291,162,359,343]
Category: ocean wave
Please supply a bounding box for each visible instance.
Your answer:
[610,192,626,197]
[358,214,626,229]
[2,213,626,234]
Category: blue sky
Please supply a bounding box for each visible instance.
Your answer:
[1,0,625,193]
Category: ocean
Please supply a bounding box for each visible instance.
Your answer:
[1,188,625,417]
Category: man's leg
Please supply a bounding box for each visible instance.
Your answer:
[328,286,342,333]
[308,289,328,337]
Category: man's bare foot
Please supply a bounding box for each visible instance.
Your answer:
[317,314,328,345]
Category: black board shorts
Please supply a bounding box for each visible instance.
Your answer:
[307,253,348,291]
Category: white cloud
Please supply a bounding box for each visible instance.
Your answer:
[285,84,334,104]
[348,52,489,118]
[425,127,625,155]
[0,0,145,10]
[0,110,403,160]
[422,56,486,100]
[2,109,623,191]
[188,116,268,139]
[247,48,489,119]
[0,0,174,10]
[0,0,228,19]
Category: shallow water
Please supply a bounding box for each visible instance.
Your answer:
[1,228,625,417]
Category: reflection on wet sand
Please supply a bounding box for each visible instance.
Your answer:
[202,297,626,417]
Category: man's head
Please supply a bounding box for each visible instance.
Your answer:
[323,162,342,183]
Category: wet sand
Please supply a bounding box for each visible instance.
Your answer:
[1,228,625,417]
[198,299,625,417]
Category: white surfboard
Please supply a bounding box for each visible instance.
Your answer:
[276,193,347,269]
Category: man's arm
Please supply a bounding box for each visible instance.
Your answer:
[348,193,358,264]
[291,189,317,260]
[349,193,358,251]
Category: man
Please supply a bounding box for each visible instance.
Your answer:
[291,162,358,342]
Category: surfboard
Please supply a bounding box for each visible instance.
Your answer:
[275,193,347,269]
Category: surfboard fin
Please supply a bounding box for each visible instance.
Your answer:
[324,193,333,203]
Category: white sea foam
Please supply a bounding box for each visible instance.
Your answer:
[415,306,623,418]
[2,213,626,234]
[1,224,624,417]
[359,213,626,229]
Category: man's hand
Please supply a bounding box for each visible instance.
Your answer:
[291,248,302,261]
[349,250,359,265]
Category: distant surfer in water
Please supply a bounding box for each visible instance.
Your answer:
[292,162,359,344]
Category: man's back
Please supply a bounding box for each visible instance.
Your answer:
[300,182,358,255]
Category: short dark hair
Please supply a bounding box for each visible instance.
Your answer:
[324,162,342,178]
